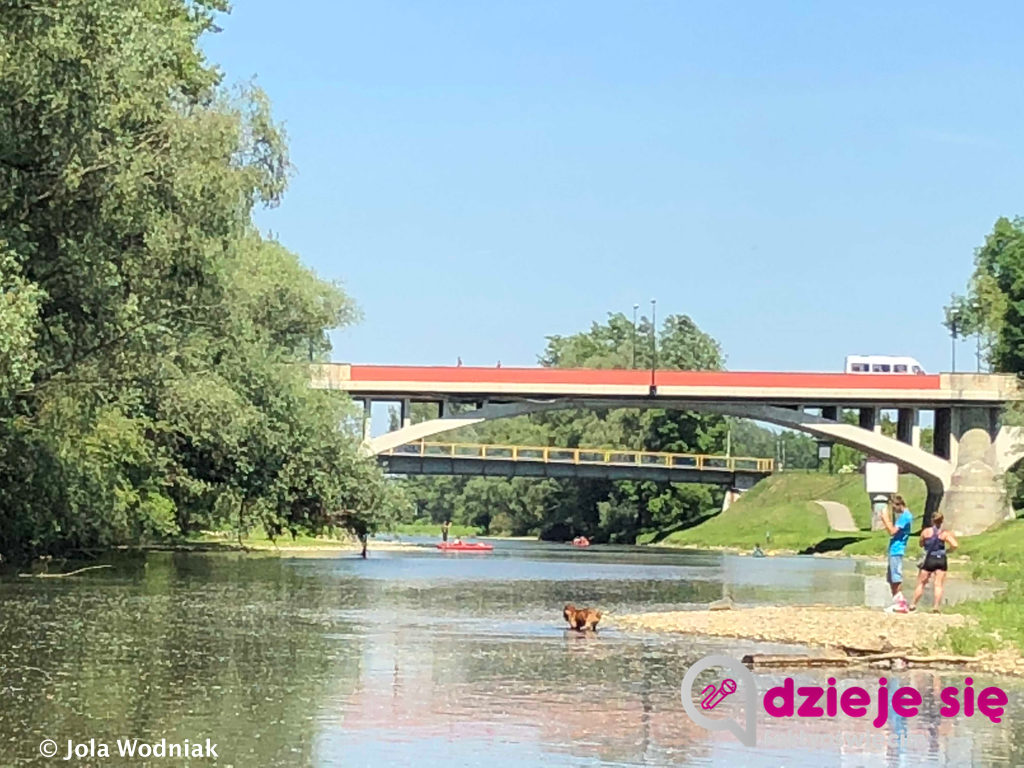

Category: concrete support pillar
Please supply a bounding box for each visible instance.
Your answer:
[933,408,952,460]
[924,487,942,529]
[400,398,412,429]
[438,399,448,419]
[938,406,1013,535]
[821,406,839,422]
[362,399,372,444]
[858,407,877,433]
[897,408,920,448]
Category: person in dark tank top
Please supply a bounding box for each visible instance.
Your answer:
[910,512,959,613]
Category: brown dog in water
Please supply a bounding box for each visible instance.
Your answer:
[563,603,602,631]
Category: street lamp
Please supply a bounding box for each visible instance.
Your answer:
[631,303,639,369]
[950,317,959,373]
[649,298,657,394]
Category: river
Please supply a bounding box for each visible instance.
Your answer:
[0,541,1019,766]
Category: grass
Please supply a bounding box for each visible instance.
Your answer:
[939,518,1024,655]
[649,471,927,552]
[652,499,832,550]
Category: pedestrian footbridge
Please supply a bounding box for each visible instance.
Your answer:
[379,441,774,487]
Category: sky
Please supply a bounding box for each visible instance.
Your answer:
[202,1,1024,373]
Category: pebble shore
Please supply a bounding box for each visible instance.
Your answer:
[614,606,1024,675]
[615,605,967,650]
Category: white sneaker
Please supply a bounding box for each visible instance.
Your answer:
[887,592,909,613]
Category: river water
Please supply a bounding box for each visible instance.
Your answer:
[0,541,1019,767]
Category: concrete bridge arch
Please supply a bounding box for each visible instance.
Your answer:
[366,397,962,521]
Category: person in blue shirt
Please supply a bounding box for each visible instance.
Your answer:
[881,494,914,602]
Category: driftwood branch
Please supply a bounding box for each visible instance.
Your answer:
[743,651,980,670]
[18,564,112,579]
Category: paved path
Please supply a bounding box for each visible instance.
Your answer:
[815,500,858,532]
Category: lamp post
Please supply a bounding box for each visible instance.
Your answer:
[951,319,958,373]
[631,303,639,369]
[649,298,657,394]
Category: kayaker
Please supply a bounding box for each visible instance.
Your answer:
[441,520,451,543]
[752,543,765,558]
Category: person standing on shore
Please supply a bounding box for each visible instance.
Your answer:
[911,512,958,613]
[881,494,914,611]
[441,520,451,543]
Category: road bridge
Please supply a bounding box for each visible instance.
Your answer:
[312,364,1024,535]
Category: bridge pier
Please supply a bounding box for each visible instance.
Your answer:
[858,407,879,434]
[897,408,920,449]
[937,406,1014,535]
[361,398,372,443]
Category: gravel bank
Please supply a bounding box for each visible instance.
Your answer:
[614,605,969,651]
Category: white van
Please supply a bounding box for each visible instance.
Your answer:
[844,355,926,375]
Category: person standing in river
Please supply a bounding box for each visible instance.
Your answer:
[911,512,958,613]
[441,520,451,543]
[881,494,914,610]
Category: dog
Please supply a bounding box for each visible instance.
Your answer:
[563,603,602,631]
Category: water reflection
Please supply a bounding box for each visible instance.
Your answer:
[0,545,1019,766]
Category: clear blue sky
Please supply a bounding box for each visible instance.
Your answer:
[203,2,1024,373]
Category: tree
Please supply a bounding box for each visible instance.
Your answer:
[954,217,1023,373]
[0,1,388,560]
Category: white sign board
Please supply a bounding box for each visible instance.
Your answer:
[865,461,899,495]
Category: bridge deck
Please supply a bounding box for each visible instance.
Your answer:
[313,364,1018,406]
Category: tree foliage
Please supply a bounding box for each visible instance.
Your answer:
[949,217,1024,373]
[0,1,389,560]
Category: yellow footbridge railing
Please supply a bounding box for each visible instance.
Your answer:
[384,441,774,473]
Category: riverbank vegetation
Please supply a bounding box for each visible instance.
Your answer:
[0,2,397,562]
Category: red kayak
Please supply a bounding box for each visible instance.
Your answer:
[436,541,494,552]
[571,537,591,548]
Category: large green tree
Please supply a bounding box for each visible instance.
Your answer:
[0,1,390,560]
[948,217,1023,373]
[949,217,1024,510]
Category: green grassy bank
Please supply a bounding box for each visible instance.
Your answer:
[644,471,927,552]
[941,518,1024,655]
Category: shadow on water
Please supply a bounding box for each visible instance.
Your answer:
[800,535,866,554]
